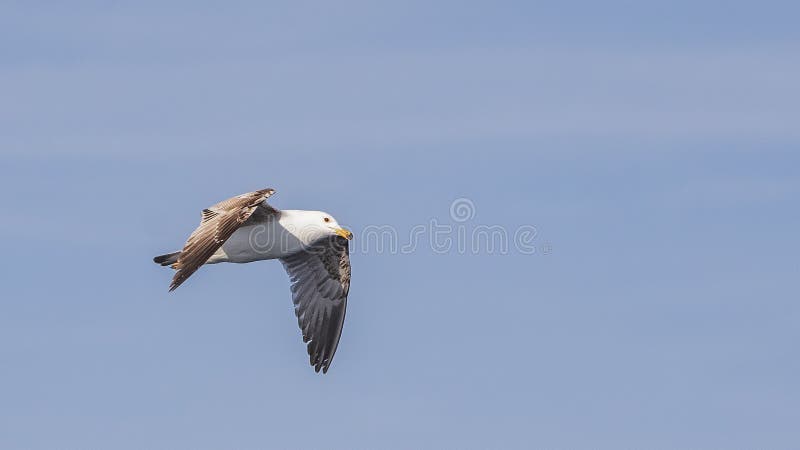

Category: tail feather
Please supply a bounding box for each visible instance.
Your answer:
[153,251,181,267]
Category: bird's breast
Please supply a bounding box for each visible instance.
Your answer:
[220,221,305,263]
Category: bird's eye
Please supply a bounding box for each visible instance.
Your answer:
[323,217,330,223]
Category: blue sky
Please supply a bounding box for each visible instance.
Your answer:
[1,1,799,448]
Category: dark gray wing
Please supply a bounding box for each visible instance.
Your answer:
[280,236,351,373]
[169,188,275,291]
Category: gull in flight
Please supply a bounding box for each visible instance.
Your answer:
[153,188,352,373]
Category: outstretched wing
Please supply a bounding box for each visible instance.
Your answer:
[280,236,351,373]
[169,188,275,291]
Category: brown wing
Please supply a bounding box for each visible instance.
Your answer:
[169,188,275,291]
[280,236,351,373]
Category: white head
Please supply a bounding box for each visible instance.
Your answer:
[280,210,353,245]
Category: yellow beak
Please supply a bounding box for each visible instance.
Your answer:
[335,227,353,240]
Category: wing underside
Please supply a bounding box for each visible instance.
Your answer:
[280,236,351,373]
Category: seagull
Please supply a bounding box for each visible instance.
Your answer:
[153,188,352,373]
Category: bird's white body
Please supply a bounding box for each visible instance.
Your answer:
[207,209,348,264]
